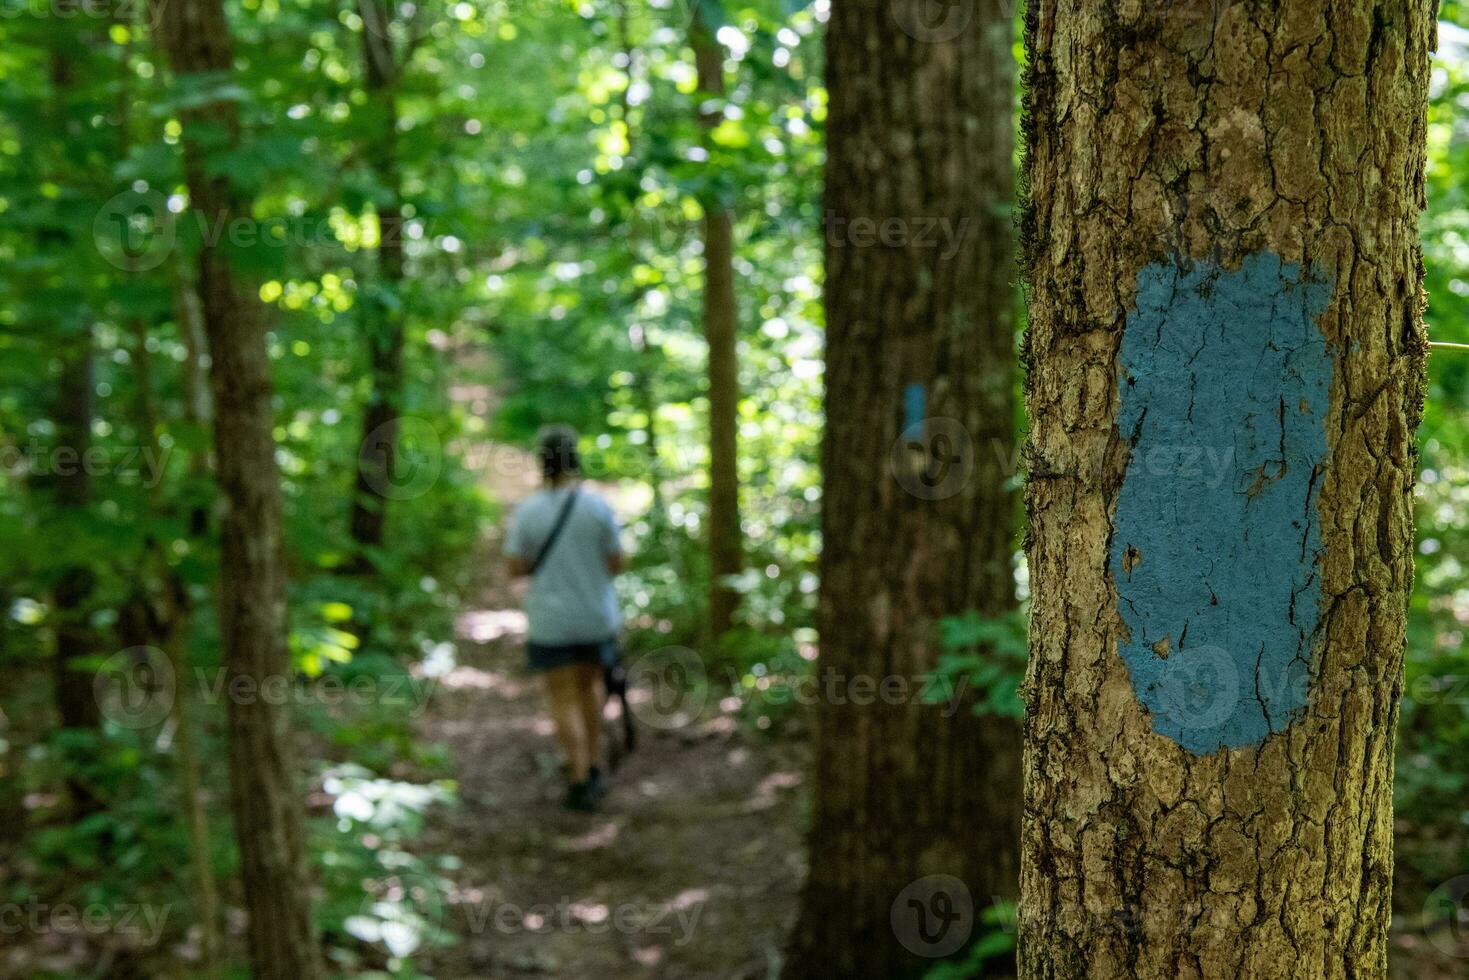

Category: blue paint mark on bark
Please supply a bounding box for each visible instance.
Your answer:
[1112,252,1335,754]
[904,383,927,435]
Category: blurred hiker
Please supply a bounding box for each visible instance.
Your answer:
[506,425,626,812]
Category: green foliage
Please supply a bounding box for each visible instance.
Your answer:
[0,0,824,973]
[926,611,1029,721]
[317,765,458,975]
[920,901,1018,980]
[1394,23,1469,908]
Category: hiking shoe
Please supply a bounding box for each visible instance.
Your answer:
[587,766,607,804]
[565,779,598,813]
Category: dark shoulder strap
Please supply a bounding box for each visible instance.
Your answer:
[530,488,579,576]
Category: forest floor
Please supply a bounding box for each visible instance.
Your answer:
[410,450,809,980]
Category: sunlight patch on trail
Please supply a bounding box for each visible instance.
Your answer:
[457,607,529,644]
[559,821,622,852]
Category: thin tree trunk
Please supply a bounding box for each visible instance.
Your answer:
[50,328,102,737]
[784,1,1020,977]
[347,0,408,570]
[159,602,221,980]
[690,10,741,643]
[1019,3,1432,977]
[45,48,104,811]
[173,255,213,536]
[619,4,666,522]
[150,3,322,976]
[129,312,222,980]
[171,258,223,975]
[174,259,211,432]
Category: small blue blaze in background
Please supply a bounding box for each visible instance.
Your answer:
[904,383,927,436]
[1111,252,1335,754]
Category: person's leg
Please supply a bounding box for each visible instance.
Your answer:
[573,661,606,777]
[543,666,591,783]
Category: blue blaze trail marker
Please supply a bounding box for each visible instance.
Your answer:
[1111,252,1335,754]
[903,382,927,437]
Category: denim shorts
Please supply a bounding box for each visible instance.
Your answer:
[526,637,620,674]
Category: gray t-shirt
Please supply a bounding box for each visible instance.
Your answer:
[505,485,623,646]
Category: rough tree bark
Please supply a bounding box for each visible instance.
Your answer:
[690,8,742,643]
[347,0,409,568]
[150,2,322,976]
[1019,3,1432,978]
[784,0,1021,977]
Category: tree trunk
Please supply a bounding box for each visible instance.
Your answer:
[690,10,742,643]
[150,3,322,976]
[129,309,222,980]
[44,48,104,814]
[1019,3,1431,978]
[347,0,408,570]
[173,255,213,536]
[784,0,1021,977]
[619,4,667,524]
[50,329,101,737]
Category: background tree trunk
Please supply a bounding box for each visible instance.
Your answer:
[128,308,222,979]
[619,3,667,525]
[49,329,100,738]
[1019,3,1432,977]
[48,328,105,814]
[783,0,1021,977]
[150,3,322,976]
[43,45,104,817]
[690,9,742,644]
[173,255,214,535]
[347,0,408,570]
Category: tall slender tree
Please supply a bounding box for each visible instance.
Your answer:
[1019,3,1432,977]
[784,0,1021,976]
[42,37,104,815]
[618,1,667,524]
[689,5,742,644]
[114,22,221,971]
[347,0,411,570]
[150,2,322,975]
